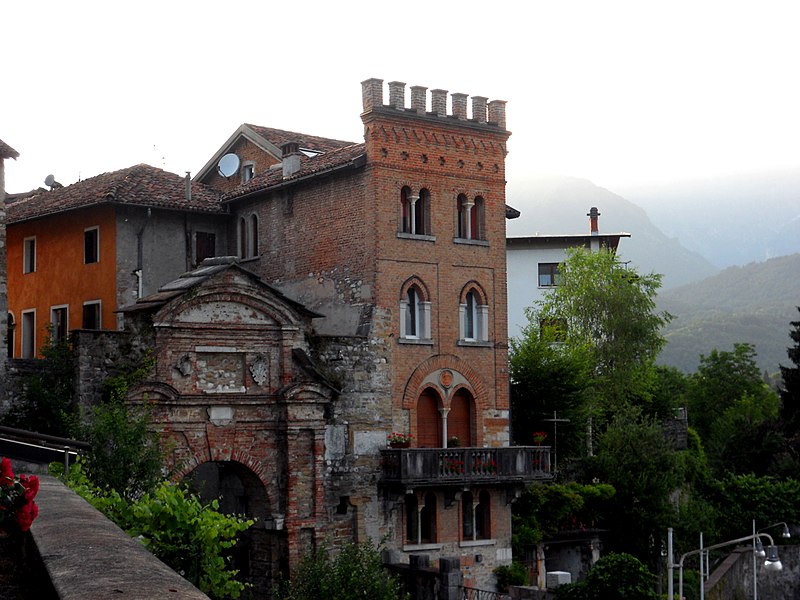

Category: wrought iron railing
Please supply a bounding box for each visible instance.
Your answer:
[381,446,552,486]
[462,586,511,600]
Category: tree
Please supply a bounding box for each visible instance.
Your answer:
[779,307,800,428]
[514,247,671,451]
[277,539,407,600]
[554,552,658,600]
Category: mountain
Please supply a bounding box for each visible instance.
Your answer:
[618,167,800,269]
[656,254,800,374]
[506,176,719,289]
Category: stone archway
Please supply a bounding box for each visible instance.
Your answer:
[183,460,281,599]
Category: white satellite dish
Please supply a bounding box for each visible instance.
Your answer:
[217,153,240,178]
[44,174,62,189]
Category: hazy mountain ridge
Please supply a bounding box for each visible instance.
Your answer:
[620,167,800,268]
[506,176,719,289]
[656,254,800,374]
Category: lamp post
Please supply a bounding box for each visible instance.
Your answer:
[668,530,782,600]
[753,521,791,600]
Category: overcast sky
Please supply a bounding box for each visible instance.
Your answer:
[3,0,798,199]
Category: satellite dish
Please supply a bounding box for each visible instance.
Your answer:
[44,174,62,189]
[217,153,240,178]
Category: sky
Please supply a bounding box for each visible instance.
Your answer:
[3,0,799,200]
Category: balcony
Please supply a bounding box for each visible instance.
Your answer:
[381,446,552,487]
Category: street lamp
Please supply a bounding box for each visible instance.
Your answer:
[667,529,782,600]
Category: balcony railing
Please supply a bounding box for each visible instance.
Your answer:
[381,446,552,486]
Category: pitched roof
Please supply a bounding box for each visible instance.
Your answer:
[0,139,19,160]
[7,164,224,224]
[222,142,367,202]
[245,124,355,154]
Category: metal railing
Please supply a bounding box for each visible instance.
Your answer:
[462,586,511,600]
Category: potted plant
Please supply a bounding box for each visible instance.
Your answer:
[0,457,40,537]
[532,431,548,446]
[387,432,413,448]
[448,435,460,447]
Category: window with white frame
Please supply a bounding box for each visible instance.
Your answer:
[400,283,431,341]
[399,186,431,236]
[21,310,35,359]
[459,287,489,343]
[82,301,101,330]
[51,305,69,344]
[23,237,36,274]
[241,162,255,183]
[456,195,485,241]
[84,227,99,264]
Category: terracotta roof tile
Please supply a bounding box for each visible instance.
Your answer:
[7,164,224,223]
[222,143,366,202]
[0,139,19,160]
[245,124,355,153]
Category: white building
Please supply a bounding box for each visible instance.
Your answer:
[506,207,630,339]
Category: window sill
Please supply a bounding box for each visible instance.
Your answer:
[398,337,434,346]
[238,256,260,263]
[397,232,436,243]
[459,539,496,548]
[453,238,489,247]
[403,543,443,552]
[457,340,493,348]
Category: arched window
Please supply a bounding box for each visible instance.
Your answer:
[459,285,489,343]
[400,280,431,341]
[417,389,442,448]
[249,214,259,258]
[238,217,247,258]
[420,493,437,543]
[476,490,491,540]
[405,494,418,543]
[456,195,485,241]
[461,491,475,539]
[399,187,431,236]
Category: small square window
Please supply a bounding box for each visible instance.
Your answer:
[84,227,99,264]
[242,163,255,183]
[23,237,36,274]
[82,302,101,330]
[538,263,562,287]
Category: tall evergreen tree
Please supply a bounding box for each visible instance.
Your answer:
[779,307,800,429]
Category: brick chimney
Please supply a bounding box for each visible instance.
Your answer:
[488,100,507,129]
[472,96,488,123]
[431,89,448,117]
[588,207,600,235]
[452,93,468,120]
[410,86,427,114]
[282,142,302,178]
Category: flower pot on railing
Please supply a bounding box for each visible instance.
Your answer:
[387,432,413,448]
[389,441,410,449]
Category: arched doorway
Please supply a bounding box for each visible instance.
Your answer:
[184,461,276,598]
[416,388,442,447]
[449,388,475,446]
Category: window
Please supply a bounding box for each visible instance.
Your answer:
[23,237,36,274]
[406,493,438,545]
[239,218,247,258]
[400,282,431,341]
[457,195,485,240]
[459,286,489,343]
[51,306,69,344]
[7,313,14,359]
[399,187,431,236]
[241,162,255,183]
[84,227,99,264]
[82,301,101,330]
[195,231,216,264]
[21,310,35,359]
[461,491,491,542]
[538,263,562,287]
[249,215,259,258]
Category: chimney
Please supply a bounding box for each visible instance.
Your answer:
[488,100,507,129]
[185,172,191,203]
[282,142,301,178]
[388,81,406,109]
[410,85,427,114]
[361,78,384,112]
[452,93,468,120]
[431,89,448,117]
[588,207,600,235]
[471,96,488,123]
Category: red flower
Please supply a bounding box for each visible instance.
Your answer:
[15,501,38,532]
[0,458,13,486]
[19,475,39,502]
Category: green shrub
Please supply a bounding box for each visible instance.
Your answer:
[555,553,657,600]
[494,561,528,591]
[278,539,406,600]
